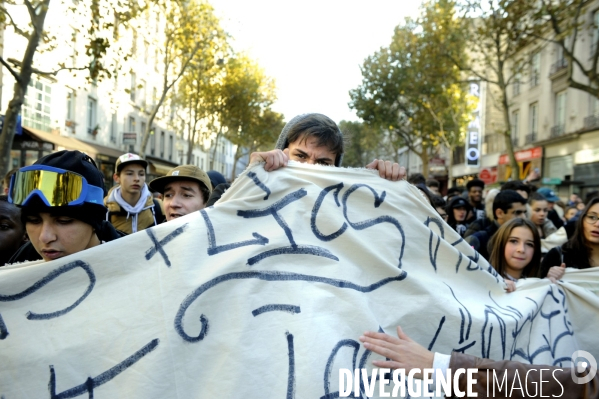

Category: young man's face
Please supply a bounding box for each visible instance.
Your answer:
[25,212,97,262]
[114,164,146,196]
[496,202,527,225]
[0,201,26,264]
[284,135,336,166]
[468,186,483,204]
[163,180,206,221]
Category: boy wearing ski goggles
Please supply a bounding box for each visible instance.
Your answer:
[7,151,123,263]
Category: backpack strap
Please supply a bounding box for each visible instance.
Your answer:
[152,199,165,225]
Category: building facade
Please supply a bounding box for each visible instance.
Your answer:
[1,2,235,188]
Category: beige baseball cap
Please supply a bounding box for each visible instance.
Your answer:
[115,153,148,173]
[149,165,213,194]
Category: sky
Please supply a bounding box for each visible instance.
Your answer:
[208,0,423,124]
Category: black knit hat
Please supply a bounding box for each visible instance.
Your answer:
[34,150,105,191]
[447,196,472,211]
[21,151,108,230]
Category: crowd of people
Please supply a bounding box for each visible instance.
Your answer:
[1,112,598,395]
[1,112,597,282]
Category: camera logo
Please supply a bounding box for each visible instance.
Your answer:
[571,350,598,384]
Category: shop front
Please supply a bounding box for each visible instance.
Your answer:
[146,156,178,184]
[497,146,543,183]
[10,129,55,169]
[22,126,124,190]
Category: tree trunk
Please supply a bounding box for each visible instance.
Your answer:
[0,0,51,177]
[231,145,243,180]
[140,89,167,158]
[497,70,519,181]
[446,145,454,188]
[420,147,430,179]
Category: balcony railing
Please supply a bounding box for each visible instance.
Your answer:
[584,115,599,129]
[549,58,568,76]
[525,132,537,144]
[550,125,565,138]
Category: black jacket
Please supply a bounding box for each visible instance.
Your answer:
[465,220,500,261]
[540,245,588,278]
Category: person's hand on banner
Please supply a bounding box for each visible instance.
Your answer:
[359,326,434,377]
[505,279,517,292]
[366,159,406,182]
[547,263,566,283]
[249,149,289,171]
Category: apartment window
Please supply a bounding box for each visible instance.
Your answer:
[160,131,165,158]
[150,126,156,155]
[152,87,157,108]
[87,97,97,134]
[110,114,117,142]
[113,11,120,40]
[527,102,538,143]
[593,11,599,56]
[130,72,136,102]
[511,111,519,145]
[70,29,77,68]
[591,95,599,117]
[530,52,541,87]
[144,41,149,64]
[131,28,137,55]
[169,134,173,161]
[128,116,136,133]
[66,89,75,121]
[513,74,521,96]
[140,79,146,107]
[22,78,52,132]
[555,91,567,127]
[200,158,204,169]
[155,48,160,72]
[155,12,160,33]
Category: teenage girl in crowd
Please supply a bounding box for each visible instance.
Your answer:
[489,218,542,292]
[446,196,471,237]
[541,197,599,281]
[528,192,557,239]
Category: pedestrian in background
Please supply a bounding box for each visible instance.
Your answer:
[104,153,163,233]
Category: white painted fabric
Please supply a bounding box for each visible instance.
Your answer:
[1,161,597,398]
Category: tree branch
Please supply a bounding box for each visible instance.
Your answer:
[0,57,21,83]
[1,8,30,38]
[24,0,35,20]
[32,64,90,76]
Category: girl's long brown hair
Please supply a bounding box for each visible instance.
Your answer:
[489,218,541,279]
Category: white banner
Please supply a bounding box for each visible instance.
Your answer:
[1,162,597,398]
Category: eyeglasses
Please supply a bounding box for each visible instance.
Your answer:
[584,214,599,224]
[438,212,448,218]
[9,165,104,207]
[512,210,527,216]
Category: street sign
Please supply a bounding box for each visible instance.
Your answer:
[467,82,481,167]
[542,177,562,185]
[479,167,497,185]
[123,132,137,145]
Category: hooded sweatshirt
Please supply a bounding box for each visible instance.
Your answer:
[104,184,157,234]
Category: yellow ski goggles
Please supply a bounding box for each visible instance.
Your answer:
[9,165,104,207]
